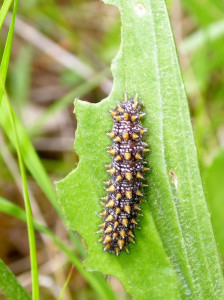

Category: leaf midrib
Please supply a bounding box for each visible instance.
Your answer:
[150,0,216,296]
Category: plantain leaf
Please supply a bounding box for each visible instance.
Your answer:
[56,0,224,298]
[205,150,224,262]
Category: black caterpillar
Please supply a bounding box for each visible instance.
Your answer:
[98,93,149,255]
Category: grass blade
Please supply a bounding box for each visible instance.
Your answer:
[0,0,13,30]
[0,0,17,103]
[1,88,40,299]
[57,266,74,300]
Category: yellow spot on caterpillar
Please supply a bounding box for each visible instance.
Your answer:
[107,185,115,192]
[135,152,142,160]
[136,189,143,196]
[115,155,122,161]
[116,207,121,214]
[108,148,116,155]
[115,247,120,255]
[107,167,116,175]
[106,214,114,222]
[100,210,106,217]
[132,133,139,140]
[142,147,149,153]
[129,237,135,243]
[120,230,125,238]
[116,175,122,181]
[124,93,128,101]
[133,102,138,109]
[113,233,118,239]
[110,110,117,117]
[114,116,121,121]
[125,191,132,199]
[124,113,129,120]
[133,93,138,102]
[122,132,129,141]
[124,205,131,214]
[105,226,113,233]
[140,129,147,135]
[122,218,128,227]
[116,193,122,199]
[114,136,121,142]
[128,230,134,237]
[131,115,138,122]
[104,244,111,251]
[117,105,124,112]
[124,152,131,160]
[134,204,141,211]
[131,218,137,225]
[106,131,115,138]
[118,239,125,249]
[125,172,133,180]
[139,113,145,118]
[137,213,143,217]
[106,200,115,208]
[136,172,143,179]
[114,221,119,228]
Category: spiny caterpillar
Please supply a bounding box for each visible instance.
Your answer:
[98,93,149,255]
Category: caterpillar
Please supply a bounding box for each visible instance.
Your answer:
[98,93,149,255]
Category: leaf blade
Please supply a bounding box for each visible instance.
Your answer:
[57,0,224,298]
[0,259,31,300]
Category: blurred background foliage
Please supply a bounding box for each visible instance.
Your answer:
[0,0,224,299]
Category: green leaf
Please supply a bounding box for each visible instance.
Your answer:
[205,150,224,261]
[0,0,13,30]
[56,0,224,298]
[0,259,31,300]
[180,0,224,26]
[0,197,117,300]
[0,0,17,103]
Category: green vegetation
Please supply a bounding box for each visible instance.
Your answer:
[0,0,224,299]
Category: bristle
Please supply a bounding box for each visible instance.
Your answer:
[106,131,115,138]
[135,153,142,160]
[124,93,128,101]
[114,116,121,121]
